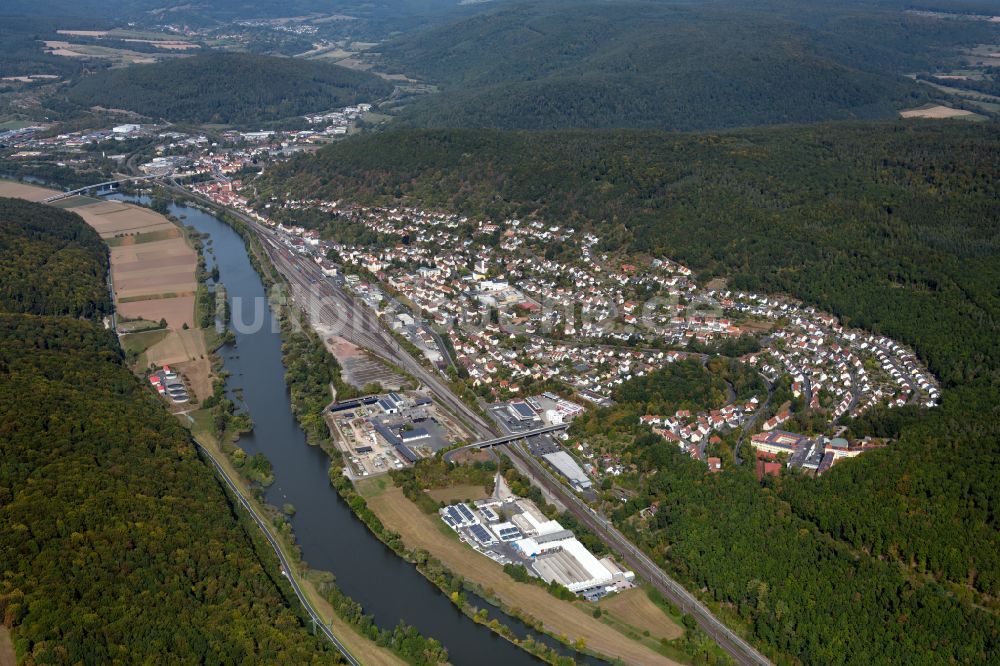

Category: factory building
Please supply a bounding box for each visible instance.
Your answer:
[542,451,593,491]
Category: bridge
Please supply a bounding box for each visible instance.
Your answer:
[42,175,156,203]
[443,423,570,462]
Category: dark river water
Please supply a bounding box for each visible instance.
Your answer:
[109,194,602,666]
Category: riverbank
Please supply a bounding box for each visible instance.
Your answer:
[168,186,705,666]
[357,476,686,666]
[152,195,544,666]
[187,410,407,666]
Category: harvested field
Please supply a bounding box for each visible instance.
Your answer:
[1,183,197,331]
[74,200,175,237]
[118,295,195,329]
[57,30,110,37]
[600,588,684,642]
[143,328,208,369]
[425,484,489,504]
[107,231,197,305]
[174,357,212,402]
[364,482,683,666]
[899,105,977,119]
[106,227,182,246]
[0,180,59,201]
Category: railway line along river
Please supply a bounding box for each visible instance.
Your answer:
[110,194,601,666]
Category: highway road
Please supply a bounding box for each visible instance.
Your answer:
[442,423,571,462]
[505,442,772,666]
[194,438,361,666]
[168,182,771,666]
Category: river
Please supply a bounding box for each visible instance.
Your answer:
[109,194,602,666]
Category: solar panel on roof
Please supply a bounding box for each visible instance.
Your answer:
[470,525,494,543]
[456,504,475,521]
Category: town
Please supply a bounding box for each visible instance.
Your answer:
[1,115,941,487]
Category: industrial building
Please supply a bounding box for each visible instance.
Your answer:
[542,450,593,491]
[439,492,633,600]
[508,400,540,423]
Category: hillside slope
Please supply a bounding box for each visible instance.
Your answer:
[0,199,340,664]
[65,52,393,124]
[255,122,1000,661]
[381,0,998,130]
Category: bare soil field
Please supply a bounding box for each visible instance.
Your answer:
[174,357,212,402]
[323,335,406,389]
[425,484,490,504]
[0,180,58,201]
[0,626,14,666]
[449,448,494,465]
[1,183,197,330]
[325,334,366,360]
[57,30,109,37]
[143,328,208,368]
[600,588,684,642]
[363,482,683,666]
[899,104,977,119]
[73,200,176,237]
[118,295,195,329]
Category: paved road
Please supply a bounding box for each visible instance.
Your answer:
[442,423,571,462]
[168,182,771,666]
[194,440,361,666]
[505,442,772,666]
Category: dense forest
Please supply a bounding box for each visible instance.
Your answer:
[0,201,340,663]
[258,120,1000,663]
[379,0,999,130]
[64,53,393,124]
[0,198,110,318]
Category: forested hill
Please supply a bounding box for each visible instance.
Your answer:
[0,201,339,663]
[259,122,1000,388]
[0,198,109,318]
[378,0,998,130]
[257,122,1000,661]
[65,53,393,124]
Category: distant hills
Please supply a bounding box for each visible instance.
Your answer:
[65,52,393,124]
[380,0,997,130]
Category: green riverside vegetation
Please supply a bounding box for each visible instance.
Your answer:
[256,121,1000,663]
[0,199,340,664]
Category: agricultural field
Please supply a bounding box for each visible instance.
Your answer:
[43,40,158,65]
[0,180,57,201]
[899,104,981,119]
[66,199,197,327]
